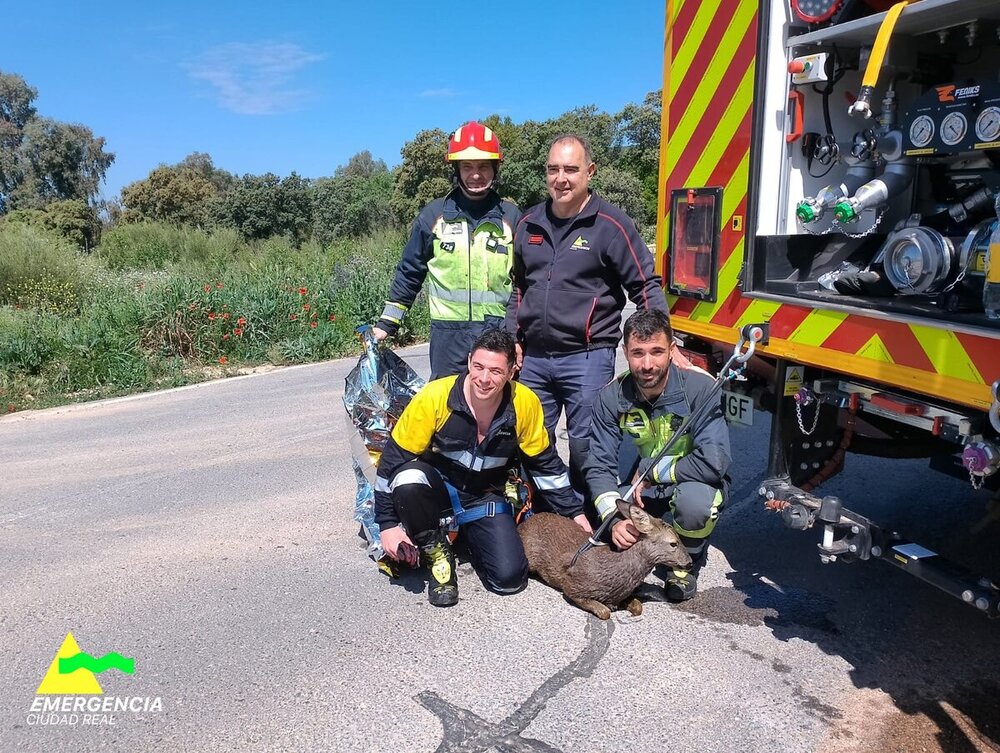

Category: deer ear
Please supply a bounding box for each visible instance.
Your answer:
[614,497,632,521]
[628,504,656,535]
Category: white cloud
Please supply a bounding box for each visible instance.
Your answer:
[419,88,458,98]
[185,42,326,115]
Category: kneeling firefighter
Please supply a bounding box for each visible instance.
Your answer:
[375,328,590,606]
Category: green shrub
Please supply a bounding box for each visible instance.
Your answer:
[0,224,84,311]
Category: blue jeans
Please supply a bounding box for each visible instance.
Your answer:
[517,348,616,498]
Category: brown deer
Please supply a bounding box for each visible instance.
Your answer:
[518,498,692,620]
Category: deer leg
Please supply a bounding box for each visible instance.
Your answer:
[624,597,643,616]
[565,594,612,621]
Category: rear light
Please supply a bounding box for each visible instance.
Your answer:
[666,187,721,302]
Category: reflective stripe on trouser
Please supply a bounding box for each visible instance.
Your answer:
[389,459,527,593]
[669,481,724,557]
[624,480,725,558]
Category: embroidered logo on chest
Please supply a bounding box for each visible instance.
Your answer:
[570,235,590,251]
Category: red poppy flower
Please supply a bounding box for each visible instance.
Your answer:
[310,321,317,329]
[204,285,211,292]
[234,328,244,336]
[218,357,228,364]
[311,311,318,319]
[298,287,308,295]
[222,333,230,341]
[328,314,337,321]
[237,317,246,325]
[289,314,298,321]
[303,303,311,311]
[216,283,223,289]
[208,312,216,320]
[223,312,230,320]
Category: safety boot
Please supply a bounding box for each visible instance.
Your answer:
[665,548,707,602]
[417,530,458,607]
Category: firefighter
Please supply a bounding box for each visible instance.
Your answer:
[373,122,520,380]
[584,309,731,601]
[505,133,668,499]
[374,328,589,607]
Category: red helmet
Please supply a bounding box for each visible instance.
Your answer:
[447,122,502,162]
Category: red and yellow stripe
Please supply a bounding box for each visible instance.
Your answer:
[656,0,999,410]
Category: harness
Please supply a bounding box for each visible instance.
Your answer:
[439,479,513,528]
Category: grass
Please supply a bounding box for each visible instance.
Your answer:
[0,222,428,413]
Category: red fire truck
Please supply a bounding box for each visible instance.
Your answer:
[658,0,1000,613]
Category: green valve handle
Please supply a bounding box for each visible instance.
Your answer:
[796,202,817,223]
[834,201,857,223]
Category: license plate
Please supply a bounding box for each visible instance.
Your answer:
[722,390,753,426]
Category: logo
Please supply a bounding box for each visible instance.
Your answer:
[26,632,162,727]
[934,84,978,103]
[936,85,956,102]
[570,235,590,251]
[528,234,543,245]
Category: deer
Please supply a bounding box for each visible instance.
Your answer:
[518,498,692,620]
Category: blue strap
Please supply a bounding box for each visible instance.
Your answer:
[442,481,513,526]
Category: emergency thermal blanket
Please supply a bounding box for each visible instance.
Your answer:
[342,327,424,560]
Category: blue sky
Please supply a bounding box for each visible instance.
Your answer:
[5,1,666,201]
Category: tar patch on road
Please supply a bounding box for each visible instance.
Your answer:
[416,616,614,753]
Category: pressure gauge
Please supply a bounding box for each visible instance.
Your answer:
[941,112,968,146]
[908,115,935,148]
[975,106,1000,142]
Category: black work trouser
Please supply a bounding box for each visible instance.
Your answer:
[390,460,528,594]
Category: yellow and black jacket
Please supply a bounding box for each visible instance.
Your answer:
[374,373,578,527]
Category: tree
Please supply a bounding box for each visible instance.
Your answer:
[615,90,662,227]
[334,150,388,180]
[0,69,113,214]
[313,171,394,245]
[0,72,37,213]
[390,128,451,223]
[214,172,312,244]
[591,166,646,233]
[121,153,234,227]
[4,199,101,249]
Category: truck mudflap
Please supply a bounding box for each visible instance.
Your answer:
[759,476,1000,617]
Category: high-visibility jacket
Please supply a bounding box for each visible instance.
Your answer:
[377,189,520,333]
[584,363,731,521]
[374,373,580,527]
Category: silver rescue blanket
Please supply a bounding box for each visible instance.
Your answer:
[342,327,424,560]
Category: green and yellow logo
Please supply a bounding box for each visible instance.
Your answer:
[570,235,590,251]
[36,632,135,695]
[27,632,160,727]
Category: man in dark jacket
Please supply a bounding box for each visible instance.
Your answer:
[374,122,520,379]
[375,329,588,607]
[584,309,731,601]
[506,133,668,496]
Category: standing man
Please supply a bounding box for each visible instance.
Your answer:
[375,329,588,607]
[506,133,668,495]
[374,122,520,380]
[584,309,731,601]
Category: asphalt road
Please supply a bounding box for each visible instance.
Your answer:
[2,345,999,753]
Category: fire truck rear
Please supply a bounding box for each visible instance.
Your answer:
[657,0,1000,614]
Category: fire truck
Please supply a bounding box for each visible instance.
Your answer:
[657,0,1000,614]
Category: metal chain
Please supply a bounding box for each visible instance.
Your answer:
[970,469,985,490]
[837,209,885,238]
[796,397,822,436]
